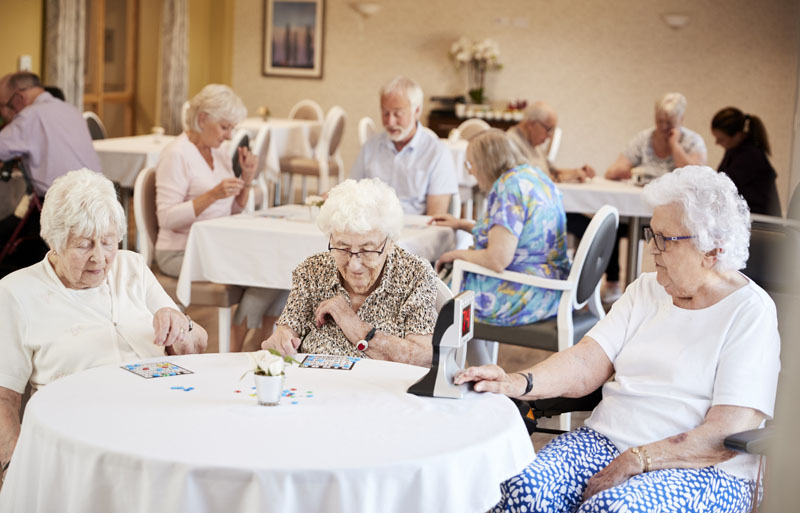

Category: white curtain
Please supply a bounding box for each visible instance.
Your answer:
[43,0,86,109]
[160,0,189,135]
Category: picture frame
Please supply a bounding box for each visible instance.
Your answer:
[262,0,324,78]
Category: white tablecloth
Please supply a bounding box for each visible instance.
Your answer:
[0,353,534,513]
[94,134,176,188]
[558,177,650,217]
[237,118,321,183]
[176,205,456,306]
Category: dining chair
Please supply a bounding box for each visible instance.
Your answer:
[450,205,618,430]
[358,116,378,146]
[435,277,454,313]
[83,111,108,140]
[180,100,190,130]
[547,127,563,163]
[450,118,491,140]
[133,167,244,353]
[279,106,346,202]
[247,125,273,212]
[289,99,325,148]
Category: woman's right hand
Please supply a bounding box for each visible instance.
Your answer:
[454,364,528,397]
[429,214,474,232]
[209,177,245,201]
[261,325,301,356]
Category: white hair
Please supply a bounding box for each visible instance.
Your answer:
[316,178,404,240]
[40,168,126,253]
[522,101,554,123]
[656,92,687,120]
[185,84,247,132]
[380,76,423,118]
[642,165,750,271]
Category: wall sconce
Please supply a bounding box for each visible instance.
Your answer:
[349,2,381,19]
[661,13,690,30]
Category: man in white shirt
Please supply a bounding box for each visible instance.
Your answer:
[506,101,594,183]
[350,76,457,215]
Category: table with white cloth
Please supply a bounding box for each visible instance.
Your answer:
[93,134,176,249]
[0,353,534,513]
[237,118,322,203]
[176,204,456,306]
[558,177,651,285]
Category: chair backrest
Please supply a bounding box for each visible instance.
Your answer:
[547,126,563,163]
[133,167,159,265]
[435,277,454,313]
[568,205,619,306]
[448,189,462,218]
[788,182,800,221]
[743,221,800,295]
[358,116,377,146]
[317,106,347,159]
[83,111,107,140]
[181,100,190,130]
[289,99,324,122]
[455,118,491,140]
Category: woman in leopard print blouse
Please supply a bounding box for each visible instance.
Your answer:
[261,178,438,366]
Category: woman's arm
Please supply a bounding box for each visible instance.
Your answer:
[668,129,705,167]
[454,337,614,400]
[0,386,21,484]
[429,213,475,233]
[262,325,302,355]
[437,225,518,273]
[605,153,634,180]
[583,404,765,500]
[232,146,257,210]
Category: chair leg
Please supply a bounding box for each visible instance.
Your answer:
[559,412,571,432]
[301,176,308,203]
[218,306,232,353]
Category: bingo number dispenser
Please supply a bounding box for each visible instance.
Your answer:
[408,291,475,399]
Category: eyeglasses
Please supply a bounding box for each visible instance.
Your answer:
[534,120,556,135]
[328,237,388,265]
[643,226,697,252]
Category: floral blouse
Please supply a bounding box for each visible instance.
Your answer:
[277,245,438,358]
[462,164,570,326]
[623,127,707,177]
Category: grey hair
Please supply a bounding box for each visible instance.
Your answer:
[40,168,126,253]
[642,165,750,271]
[656,92,687,120]
[522,101,554,124]
[316,178,404,240]
[184,84,247,133]
[8,71,42,91]
[467,128,528,189]
[380,76,424,118]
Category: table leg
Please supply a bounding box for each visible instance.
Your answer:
[625,216,641,286]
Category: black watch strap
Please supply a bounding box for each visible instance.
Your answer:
[2,460,9,473]
[516,372,533,396]
[364,326,377,342]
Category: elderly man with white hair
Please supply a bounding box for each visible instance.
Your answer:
[262,178,438,366]
[0,169,208,485]
[507,101,596,183]
[350,76,458,216]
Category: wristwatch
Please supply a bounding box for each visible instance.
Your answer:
[356,326,377,352]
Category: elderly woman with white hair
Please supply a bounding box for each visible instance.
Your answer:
[456,166,780,513]
[261,178,438,365]
[0,169,207,484]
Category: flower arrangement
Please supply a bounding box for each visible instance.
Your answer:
[449,37,502,105]
[304,194,325,208]
[247,349,299,377]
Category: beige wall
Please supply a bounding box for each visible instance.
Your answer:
[232,0,800,210]
[0,0,43,76]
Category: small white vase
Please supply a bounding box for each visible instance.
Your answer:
[254,373,284,406]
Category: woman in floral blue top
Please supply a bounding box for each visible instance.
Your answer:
[433,129,570,328]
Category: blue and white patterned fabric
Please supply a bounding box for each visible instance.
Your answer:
[492,427,755,513]
[461,163,570,326]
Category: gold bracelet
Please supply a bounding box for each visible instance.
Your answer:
[640,446,652,472]
[630,446,647,473]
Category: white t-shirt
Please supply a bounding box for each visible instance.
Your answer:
[584,272,780,481]
[350,123,458,215]
[0,251,177,393]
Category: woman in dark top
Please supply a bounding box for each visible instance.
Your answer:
[711,107,781,216]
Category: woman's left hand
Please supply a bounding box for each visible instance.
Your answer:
[313,296,366,342]
[152,308,191,347]
[238,146,258,182]
[667,128,681,150]
[435,250,459,272]
[582,450,641,502]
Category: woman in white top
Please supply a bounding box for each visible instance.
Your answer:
[0,169,207,485]
[456,166,780,513]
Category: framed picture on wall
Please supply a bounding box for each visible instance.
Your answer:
[262,0,324,78]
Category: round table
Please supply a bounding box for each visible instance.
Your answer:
[1,353,534,513]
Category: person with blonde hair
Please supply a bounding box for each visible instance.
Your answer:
[0,169,207,485]
[262,178,438,365]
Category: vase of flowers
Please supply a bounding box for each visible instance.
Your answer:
[449,37,502,105]
[304,194,325,221]
[246,349,299,406]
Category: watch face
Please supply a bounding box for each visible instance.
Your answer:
[357,341,367,351]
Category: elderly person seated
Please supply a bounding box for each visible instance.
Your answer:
[155,83,281,351]
[261,178,437,366]
[350,76,458,215]
[0,169,207,483]
[431,129,570,364]
[506,101,595,183]
[456,165,780,513]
